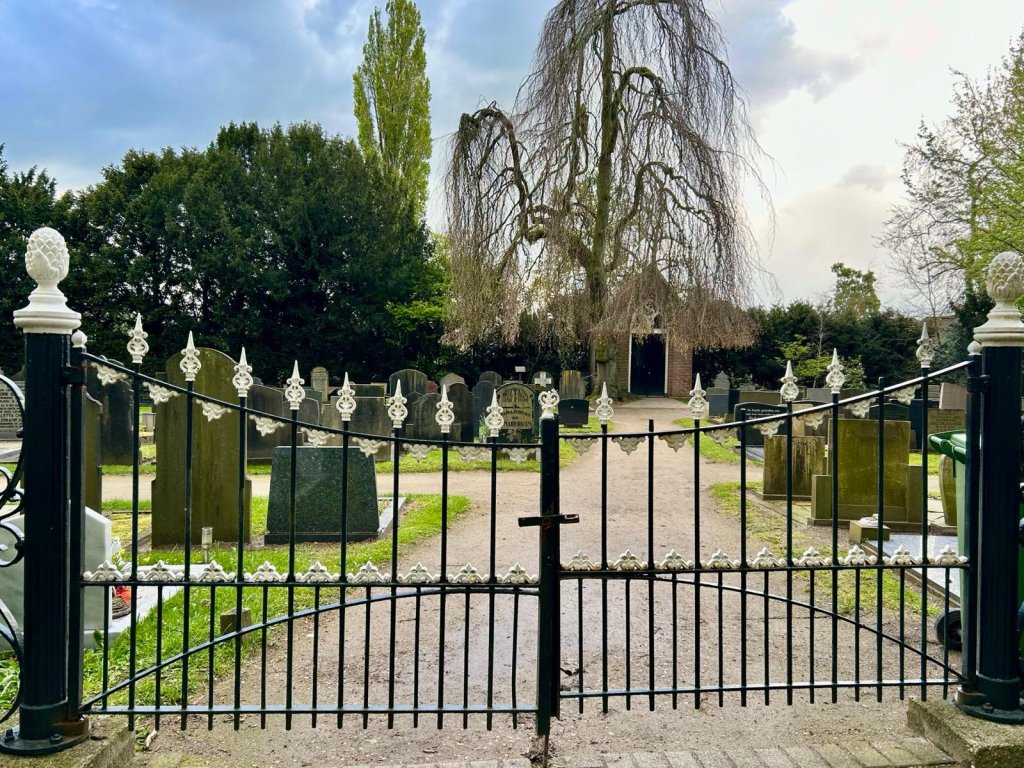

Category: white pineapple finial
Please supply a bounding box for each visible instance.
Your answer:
[13,226,81,335]
[284,361,305,411]
[780,360,799,402]
[232,347,254,398]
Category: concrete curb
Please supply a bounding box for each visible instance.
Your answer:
[0,720,133,768]
[908,697,1024,768]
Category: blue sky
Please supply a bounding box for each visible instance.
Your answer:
[3,0,1024,306]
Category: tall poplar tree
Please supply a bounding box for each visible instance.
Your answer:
[353,0,431,219]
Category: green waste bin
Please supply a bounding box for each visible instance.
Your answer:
[928,429,1024,653]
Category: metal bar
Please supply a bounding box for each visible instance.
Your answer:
[830,390,840,704]
[876,377,885,703]
[387,424,401,728]
[129,359,141,731]
[854,570,861,700]
[67,342,85,729]
[260,586,268,728]
[535,416,561,736]
[959,348,983,702]
[181,380,195,730]
[312,585,320,727]
[578,580,584,713]
[337,424,349,727]
[233,392,247,729]
[693,419,702,709]
[413,586,421,727]
[207,586,215,729]
[600,422,609,714]
[785,399,793,705]
[462,592,470,728]
[512,589,520,728]
[740,413,748,707]
[155,586,164,729]
[717,571,724,707]
[762,572,769,705]
[647,418,655,710]
[919,366,930,701]
[437,435,452,728]
[487,431,497,727]
[286,413,298,729]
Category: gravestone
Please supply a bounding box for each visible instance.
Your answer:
[495,382,540,442]
[425,380,438,394]
[471,381,496,440]
[926,408,966,437]
[352,383,387,398]
[0,507,110,647]
[737,383,756,391]
[792,401,830,439]
[446,383,474,442]
[938,454,957,526]
[86,362,136,465]
[939,383,968,411]
[265,446,384,542]
[532,371,554,390]
[84,393,103,511]
[298,396,321,436]
[151,348,252,545]
[0,383,22,440]
[737,390,781,406]
[559,370,586,400]
[478,371,503,388]
[310,367,330,400]
[337,395,391,460]
[867,403,914,449]
[761,435,827,500]
[733,403,788,448]
[809,419,923,525]
[246,383,288,463]
[408,393,442,441]
[804,387,832,403]
[389,369,428,397]
[713,372,730,390]
[560,398,589,428]
[440,373,466,390]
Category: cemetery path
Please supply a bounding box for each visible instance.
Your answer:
[141,398,939,767]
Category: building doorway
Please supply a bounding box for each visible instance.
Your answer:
[629,333,666,396]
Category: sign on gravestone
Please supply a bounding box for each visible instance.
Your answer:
[559,370,586,400]
[0,384,22,440]
[265,446,384,542]
[495,382,540,442]
[478,371,503,388]
[151,348,252,545]
[471,381,496,440]
[310,367,329,399]
[389,369,428,397]
[86,361,136,465]
[733,402,788,448]
[446,382,474,442]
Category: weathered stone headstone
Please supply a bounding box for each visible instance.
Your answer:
[407,393,442,441]
[939,383,967,411]
[737,383,756,391]
[792,401,830,439]
[352,383,387,398]
[733,403,788,447]
[446,383,474,442]
[84,393,103,511]
[708,389,738,418]
[440,373,466,390]
[809,419,923,525]
[559,370,586,400]
[478,371,503,388]
[86,362,136,465]
[425,380,438,395]
[298,396,321,435]
[532,371,554,389]
[0,383,22,440]
[265,446,384,543]
[737,390,781,406]
[762,435,826,500]
[713,372,730,390]
[310,367,329,400]
[246,383,288,463]
[389,369,428,397]
[471,382,496,439]
[151,348,252,545]
[495,382,539,442]
[332,395,390,460]
[938,454,957,526]
[560,398,589,428]
[926,408,966,437]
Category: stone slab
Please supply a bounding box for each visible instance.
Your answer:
[762,434,826,500]
[908,697,1022,768]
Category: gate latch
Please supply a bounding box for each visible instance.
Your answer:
[517,513,579,529]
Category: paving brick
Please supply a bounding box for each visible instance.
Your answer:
[692,750,734,768]
[842,741,891,767]
[896,738,955,766]
[870,742,923,766]
[753,748,796,768]
[605,755,637,768]
[810,745,860,768]
[500,761,532,768]
[470,762,500,768]
[781,746,829,768]
[560,756,607,768]
[727,748,763,768]
[632,752,671,768]
[666,752,702,768]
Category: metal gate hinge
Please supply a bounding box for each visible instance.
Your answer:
[60,366,85,386]
[517,513,579,528]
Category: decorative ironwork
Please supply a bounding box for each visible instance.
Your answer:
[612,550,646,570]
[232,348,254,398]
[779,361,799,402]
[484,391,504,437]
[142,561,183,583]
[83,561,124,582]
[348,562,389,584]
[658,432,689,451]
[387,381,408,429]
[335,373,357,422]
[296,562,338,583]
[538,388,560,420]
[127,313,149,364]
[930,545,967,566]
[847,400,871,419]
[796,547,830,567]
[502,447,535,464]
[71,329,87,349]
[688,374,708,420]
[92,362,127,386]
[201,401,230,422]
[301,428,331,447]
[195,560,235,583]
[250,415,286,437]
[451,564,486,584]
[975,251,1024,345]
[456,445,491,462]
[435,386,455,434]
[884,545,919,566]
[245,562,287,583]
[564,437,594,454]
[354,438,388,457]
[564,551,597,571]
[797,410,826,430]
[916,322,937,367]
[703,549,740,569]
[499,563,536,584]
[146,383,180,405]
[750,547,785,569]
[753,420,783,438]
[399,563,436,584]
[284,361,305,411]
[659,550,695,570]
[825,348,845,394]
[404,443,432,461]
[612,436,644,455]
[595,383,614,425]
[840,545,877,566]
[180,332,201,382]
[890,385,918,406]
[709,428,735,447]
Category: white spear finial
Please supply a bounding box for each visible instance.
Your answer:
[232,346,254,398]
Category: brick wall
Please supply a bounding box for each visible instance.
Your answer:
[665,336,693,398]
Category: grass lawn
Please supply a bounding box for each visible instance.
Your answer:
[671,418,759,464]
[908,451,941,475]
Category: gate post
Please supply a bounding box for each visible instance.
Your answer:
[962,250,1024,721]
[536,415,561,736]
[0,228,87,754]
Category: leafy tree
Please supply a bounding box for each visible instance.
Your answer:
[830,262,880,320]
[353,0,431,219]
[445,0,762,383]
[0,145,71,372]
[883,32,1024,314]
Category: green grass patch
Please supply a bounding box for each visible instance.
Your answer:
[908,451,941,476]
[375,439,576,473]
[561,416,614,433]
[672,418,760,464]
[709,481,937,618]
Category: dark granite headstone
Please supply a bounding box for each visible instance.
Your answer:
[345,396,391,460]
[265,446,383,542]
[559,370,586,400]
[446,383,474,442]
[247,383,288,463]
[151,348,251,545]
[560,398,589,428]
[478,371,503,388]
[734,402,788,447]
[86,361,136,465]
[708,389,739,418]
[471,382,496,440]
[408,393,442,441]
[389,369,428,397]
[495,382,540,442]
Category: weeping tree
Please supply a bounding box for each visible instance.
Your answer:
[446,0,763,384]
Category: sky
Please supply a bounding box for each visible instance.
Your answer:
[2,0,1024,310]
